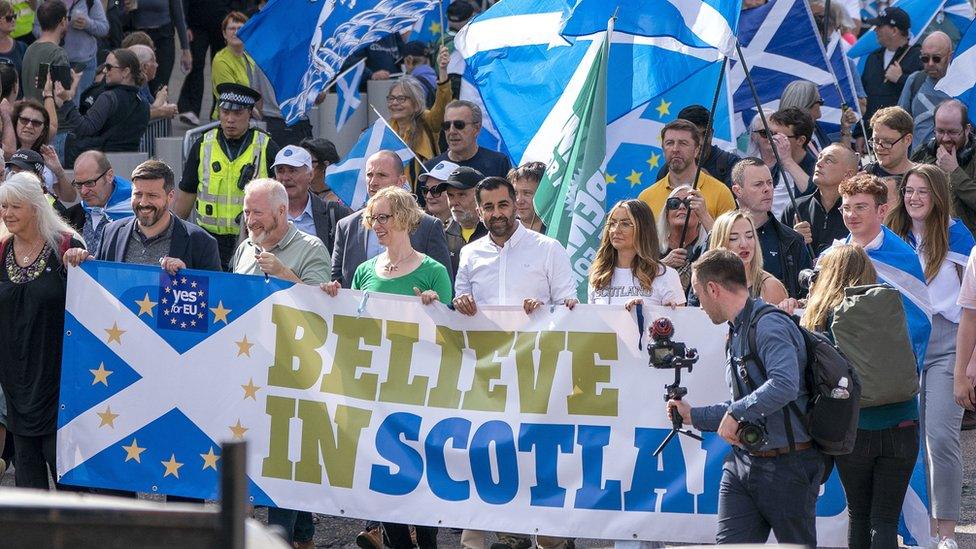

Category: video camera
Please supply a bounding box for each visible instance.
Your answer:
[649,317,702,456]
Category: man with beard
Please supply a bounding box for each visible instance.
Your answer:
[432,166,488,279]
[62,160,220,272]
[913,99,976,234]
[731,157,811,297]
[230,178,331,284]
[638,119,736,225]
[264,145,351,256]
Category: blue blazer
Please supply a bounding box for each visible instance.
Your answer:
[96,214,222,272]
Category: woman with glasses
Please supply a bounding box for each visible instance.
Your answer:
[56,48,149,167]
[587,199,684,308]
[210,12,253,120]
[387,45,452,189]
[864,106,915,209]
[707,210,788,304]
[886,164,973,549]
[0,1,26,78]
[780,79,856,152]
[657,186,709,294]
[3,95,73,206]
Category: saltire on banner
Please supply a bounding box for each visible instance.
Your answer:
[410,0,445,44]
[325,117,415,210]
[59,261,867,545]
[534,21,609,301]
[847,0,948,60]
[237,0,438,125]
[730,0,860,137]
[935,17,976,123]
[335,59,366,133]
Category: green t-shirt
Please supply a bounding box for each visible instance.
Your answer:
[352,255,452,305]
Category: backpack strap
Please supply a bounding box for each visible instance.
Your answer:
[744,304,804,451]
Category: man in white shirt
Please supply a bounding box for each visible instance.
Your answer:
[453,176,577,315]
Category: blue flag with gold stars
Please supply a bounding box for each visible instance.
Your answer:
[56,261,292,501]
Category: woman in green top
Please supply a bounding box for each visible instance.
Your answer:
[320,185,446,548]
[801,244,919,549]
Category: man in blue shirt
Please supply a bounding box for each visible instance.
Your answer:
[670,249,822,545]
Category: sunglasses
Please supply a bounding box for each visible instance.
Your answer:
[920,55,943,64]
[420,185,443,197]
[811,98,825,106]
[441,120,468,131]
[666,197,692,210]
[752,129,771,139]
[17,116,44,128]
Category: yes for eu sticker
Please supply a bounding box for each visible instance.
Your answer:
[157,272,209,333]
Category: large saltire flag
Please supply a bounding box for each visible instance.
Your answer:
[847,0,949,60]
[534,21,609,302]
[238,0,439,125]
[56,262,294,501]
[935,17,976,124]
[326,117,416,210]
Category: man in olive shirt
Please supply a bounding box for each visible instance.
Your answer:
[230,178,331,284]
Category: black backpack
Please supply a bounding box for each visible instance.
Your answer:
[743,304,860,456]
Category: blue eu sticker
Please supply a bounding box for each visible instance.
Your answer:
[157,272,210,333]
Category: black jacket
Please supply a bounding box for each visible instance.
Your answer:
[96,214,222,272]
[861,44,923,129]
[758,214,812,298]
[63,82,149,166]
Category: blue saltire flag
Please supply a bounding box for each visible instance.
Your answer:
[410,0,445,44]
[943,0,976,34]
[325,118,416,210]
[81,176,134,222]
[935,18,976,124]
[57,261,293,502]
[947,218,976,265]
[847,0,948,60]
[334,59,366,133]
[730,0,859,137]
[238,0,439,125]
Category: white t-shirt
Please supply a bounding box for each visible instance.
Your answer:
[587,265,686,306]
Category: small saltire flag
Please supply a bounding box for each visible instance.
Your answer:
[238,0,439,125]
[335,59,366,133]
[325,118,416,210]
[534,21,609,301]
[935,17,976,123]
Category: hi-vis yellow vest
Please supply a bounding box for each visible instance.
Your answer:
[195,128,269,235]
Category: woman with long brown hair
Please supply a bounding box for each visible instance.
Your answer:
[885,163,973,547]
[587,199,684,308]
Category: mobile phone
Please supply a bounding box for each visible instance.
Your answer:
[51,64,72,88]
[37,63,49,89]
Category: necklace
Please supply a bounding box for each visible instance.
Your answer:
[16,238,43,264]
[384,250,416,273]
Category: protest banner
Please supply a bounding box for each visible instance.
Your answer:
[57,262,862,545]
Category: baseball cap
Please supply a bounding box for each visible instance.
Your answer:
[433,166,484,192]
[6,148,44,176]
[447,0,475,24]
[864,7,910,33]
[418,160,460,184]
[404,40,428,58]
[272,145,313,170]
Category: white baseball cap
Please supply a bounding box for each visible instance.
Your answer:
[272,145,313,170]
[418,160,461,184]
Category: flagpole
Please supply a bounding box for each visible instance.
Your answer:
[676,56,728,250]
[438,0,446,49]
[734,38,816,260]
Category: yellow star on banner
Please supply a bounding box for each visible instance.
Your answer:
[655,98,671,118]
[646,152,661,170]
[429,21,441,35]
[89,362,113,386]
[161,454,184,478]
[104,322,126,344]
[235,335,254,357]
[626,170,643,187]
[121,438,146,463]
[200,447,220,471]
[97,405,119,428]
[211,301,231,324]
[229,419,248,440]
[135,293,157,317]
[241,378,260,400]
[605,173,617,184]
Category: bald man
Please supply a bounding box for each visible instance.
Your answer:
[781,144,859,255]
[330,150,452,287]
[898,31,953,150]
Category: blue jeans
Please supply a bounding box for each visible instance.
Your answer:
[716,446,823,545]
[835,424,919,549]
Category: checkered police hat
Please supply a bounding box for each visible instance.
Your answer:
[216,83,261,111]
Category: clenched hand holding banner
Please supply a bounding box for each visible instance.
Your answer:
[57,262,882,545]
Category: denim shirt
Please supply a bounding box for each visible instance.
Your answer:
[690,298,811,451]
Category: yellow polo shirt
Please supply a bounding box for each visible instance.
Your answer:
[638,172,737,221]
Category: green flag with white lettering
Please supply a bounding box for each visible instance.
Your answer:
[533,25,609,302]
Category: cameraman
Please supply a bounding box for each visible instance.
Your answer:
[669,249,822,545]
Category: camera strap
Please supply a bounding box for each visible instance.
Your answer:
[635,303,645,350]
[742,303,799,452]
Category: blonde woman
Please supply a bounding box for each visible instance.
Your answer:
[708,210,787,304]
[657,185,709,294]
[588,199,684,308]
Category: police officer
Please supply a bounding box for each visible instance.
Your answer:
[668,249,823,546]
[175,83,280,269]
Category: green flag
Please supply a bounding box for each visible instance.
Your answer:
[533,25,609,302]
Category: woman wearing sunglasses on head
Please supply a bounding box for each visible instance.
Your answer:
[657,186,709,294]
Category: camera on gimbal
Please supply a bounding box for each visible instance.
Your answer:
[649,317,702,456]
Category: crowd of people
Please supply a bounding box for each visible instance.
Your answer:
[0,0,974,548]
